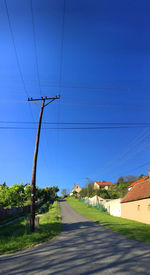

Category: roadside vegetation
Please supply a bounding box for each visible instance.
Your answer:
[67,197,150,244]
[79,175,145,199]
[0,201,61,255]
[0,213,25,226]
[0,182,59,207]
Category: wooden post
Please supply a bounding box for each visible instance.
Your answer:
[30,99,45,231]
[28,95,60,232]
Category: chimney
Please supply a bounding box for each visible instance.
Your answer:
[148,170,150,178]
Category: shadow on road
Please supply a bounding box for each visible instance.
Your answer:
[1,200,150,274]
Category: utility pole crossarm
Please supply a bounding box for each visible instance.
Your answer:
[29,94,60,232]
[28,95,60,102]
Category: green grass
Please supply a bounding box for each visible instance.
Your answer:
[67,197,150,244]
[0,215,20,226]
[0,201,61,254]
[0,212,29,226]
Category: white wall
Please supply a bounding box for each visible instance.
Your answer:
[82,195,106,206]
[104,199,121,217]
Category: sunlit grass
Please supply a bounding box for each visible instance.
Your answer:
[67,197,150,244]
[0,201,61,254]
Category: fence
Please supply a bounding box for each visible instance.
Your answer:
[81,195,121,217]
[81,195,107,206]
[0,205,30,219]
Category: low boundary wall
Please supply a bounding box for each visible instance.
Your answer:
[0,205,30,219]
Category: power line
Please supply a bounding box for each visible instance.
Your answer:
[2,100,150,111]
[99,127,150,176]
[30,0,42,96]
[4,0,28,97]
[53,0,66,177]
[128,161,150,172]
[2,76,150,91]
[4,0,35,123]
[109,161,150,181]
[2,99,150,111]
[2,75,150,86]
[57,102,150,110]
[1,125,150,130]
[2,82,150,93]
[59,0,65,93]
[102,127,150,180]
[1,121,150,125]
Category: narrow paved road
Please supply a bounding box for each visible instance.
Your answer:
[1,200,150,274]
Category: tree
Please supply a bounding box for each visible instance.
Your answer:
[73,190,78,198]
[24,184,32,201]
[40,186,59,202]
[2,182,7,188]
[139,174,145,179]
[9,184,25,207]
[97,189,110,199]
[0,185,10,207]
[80,187,88,197]
[117,176,124,185]
[61,189,67,197]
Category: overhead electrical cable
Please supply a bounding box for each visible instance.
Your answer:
[4,0,35,122]
[99,127,150,177]
[30,0,55,173]
[108,160,150,182]
[2,75,150,87]
[4,0,28,97]
[2,82,150,93]
[30,0,42,96]
[54,0,66,175]
[59,0,65,93]
[2,99,150,110]
[30,1,61,173]
[1,126,150,130]
[1,121,150,126]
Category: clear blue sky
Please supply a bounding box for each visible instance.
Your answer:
[0,0,150,194]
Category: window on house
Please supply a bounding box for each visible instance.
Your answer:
[137,205,140,211]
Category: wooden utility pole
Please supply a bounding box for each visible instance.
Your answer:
[28,95,60,231]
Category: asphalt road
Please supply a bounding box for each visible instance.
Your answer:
[0,200,150,275]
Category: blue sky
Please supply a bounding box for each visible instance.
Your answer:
[0,0,150,194]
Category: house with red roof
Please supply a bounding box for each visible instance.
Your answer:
[94,180,114,191]
[128,176,148,191]
[70,184,82,196]
[121,174,150,224]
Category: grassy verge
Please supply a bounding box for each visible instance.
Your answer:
[0,201,61,255]
[67,197,150,244]
[0,214,23,226]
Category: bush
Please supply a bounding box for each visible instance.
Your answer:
[87,203,106,212]
[37,201,51,214]
[94,204,106,212]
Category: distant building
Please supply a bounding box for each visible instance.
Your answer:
[70,184,82,196]
[94,180,114,191]
[121,176,150,224]
[128,176,148,191]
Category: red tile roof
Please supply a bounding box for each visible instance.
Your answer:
[128,176,148,188]
[72,184,81,191]
[121,180,150,203]
[96,180,114,186]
